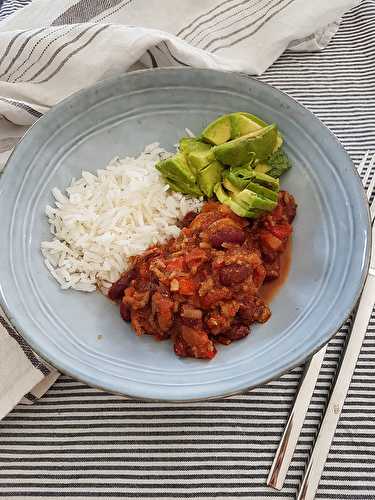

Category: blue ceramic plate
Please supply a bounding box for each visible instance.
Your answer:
[0,68,370,401]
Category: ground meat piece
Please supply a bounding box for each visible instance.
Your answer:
[216,323,251,345]
[120,301,131,321]
[254,301,271,323]
[130,310,147,336]
[206,311,231,335]
[199,287,232,309]
[253,263,267,289]
[220,300,241,319]
[152,291,174,332]
[228,324,250,340]
[184,247,209,274]
[219,264,251,286]
[189,211,224,232]
[264,258,281,281]
[221,324,250,342]
[206,301,240,335]
[123,287,150,310]
[279,191,297,223]
[176,325,216,359]
[238,296,271,326]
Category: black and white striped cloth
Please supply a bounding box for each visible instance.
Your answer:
[0,0,375,499]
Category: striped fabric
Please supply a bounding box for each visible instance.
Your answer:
[0,0,31,22]
[0,0,374,499]
[0,309,59,419]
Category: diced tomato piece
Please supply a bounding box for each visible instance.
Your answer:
[184,247,208,273]
[178,277,196,295]
[138,262,149,279]
[166,256,185,272]
[269,224,292,241]
[181,326,216,359]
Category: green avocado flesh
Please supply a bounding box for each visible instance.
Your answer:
[179,137,211,156]
[201,115,232,145]
[230,113,263,139]
[213,124,278,166]
[198,161,223,198]
[155,111,291,219]
[188,149,215,173]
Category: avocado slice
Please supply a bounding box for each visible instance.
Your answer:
[239,112,283,151]
[238,112,268,128]
[232,188,277,212]
[223,163,255,191]
[214,182,230,204]
[213,124,278,166]
[230,113,263,139]
[188,149,215,173]
[198,161,223,198]
[274,134,283,152]
[246,182,278,202]
[228,199,260,218]
[156,152,195,184]
[179,137,211,156]
[224,168,251,191]
[201,115,232,145]
[249,170,280,191]
[166,177,203,197]
[223,178,240,194]
[224,166,279,193]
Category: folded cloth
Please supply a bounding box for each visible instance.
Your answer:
[0,306,59,420]
[0,0,360,418]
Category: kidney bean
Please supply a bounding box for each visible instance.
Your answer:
[120,301,131,321]
[180,211,197,228]
[108,269,135,301]
[219,264,251,286]
[209,227,245,249]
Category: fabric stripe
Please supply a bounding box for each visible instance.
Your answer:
[0,0,32,22]
[6,26,64,82]
[210,0,297,52]
[177,0,248,39]
[0,317,49,375]
[0,27,45,78]
[13,25,79,83]
[190,0,287,48]
[25,24,98,82]
[160,41,190,66]
[0,96,42,117]
[51,0,126,26]
[0,29,28,66]
[146,49,158,68]
[34,24,109,84]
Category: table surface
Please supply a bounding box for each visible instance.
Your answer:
[0,1,375,499]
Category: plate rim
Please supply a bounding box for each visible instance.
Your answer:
[0,67,371,401]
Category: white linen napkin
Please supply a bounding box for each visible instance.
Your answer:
[0,0,360,419]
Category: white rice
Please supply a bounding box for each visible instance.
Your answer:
[41,143,203,293]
